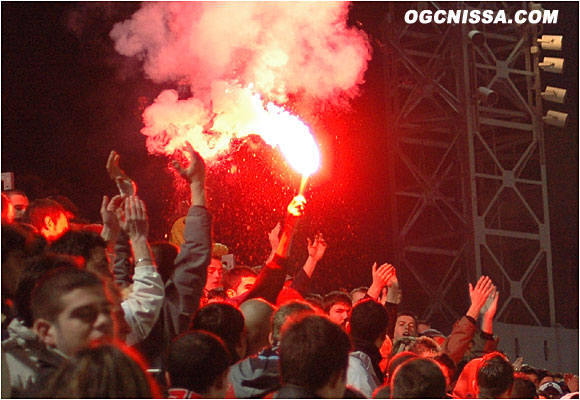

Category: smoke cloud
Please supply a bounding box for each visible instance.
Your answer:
[110,2,371,161]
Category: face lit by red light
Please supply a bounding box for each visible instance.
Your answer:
[328,302,351,327]
[40,212,70,242]
[205,258,223,292]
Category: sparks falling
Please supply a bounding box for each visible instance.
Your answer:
[111,1,370,173]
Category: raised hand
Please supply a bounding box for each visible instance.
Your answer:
[368,262,396,300]
[121,195,149,241]
[307,233,327,261]
[467,275,494,319]
[268,222,281,251]
[286,194,306,217]
[100,194,124,242]
[106,150,137,196]
[171,141,206,185]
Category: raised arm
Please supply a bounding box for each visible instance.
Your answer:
[291,233,327,295]
[442,275,495,364]
[118,195,165,345]
[238,195,305,305]
[163,142,212,340]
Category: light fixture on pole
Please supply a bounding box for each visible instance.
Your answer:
[537,35,563,51]
[539,57,564,73]
[541,86,567,104]
[543,110,568,128]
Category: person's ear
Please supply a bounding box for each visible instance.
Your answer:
[33,318,57,347]
[226,289,236,299]
[268,331,274,346]
[345,320,351,333]
[43,216,55,230]
[165,371,172,388]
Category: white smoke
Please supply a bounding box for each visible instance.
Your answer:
[110,1,371,160]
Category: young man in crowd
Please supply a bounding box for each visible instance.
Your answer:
[277,314,351,398]
[323,291,352,328]
[476,352,514,399]
[166,330,231,399]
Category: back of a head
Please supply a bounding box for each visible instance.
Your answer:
[408,336,442,358]
[24,198,65,229]
[322,291,352,313]
[239,298,275,356]
[350,298,389,343]
[392,357,447,399]
[511,373,538,399]
[476,352,515,398]
[51,230,107,262]
[42,341,159,398]
[167,330,231,395]
[30,267,103,323]
[453,357,482,399]
[151,241,179,283]
[15,253,81,327]
[271,300,316,345]
[190,301,245,364]
[279,314,351,394]
[386,351,418,384]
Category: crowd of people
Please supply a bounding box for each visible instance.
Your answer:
[1,145,578,399]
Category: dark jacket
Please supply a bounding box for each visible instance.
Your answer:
[135,205,212,368]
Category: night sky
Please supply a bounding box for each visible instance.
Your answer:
[2,2,577,330]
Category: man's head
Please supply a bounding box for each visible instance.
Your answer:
[279,315,351,398]
[349,298,389,348]
[391,357,447,398]
[519,365,540,388]
[394,312,418,339]
[323,291,352,327]
[408,336,442,358]
[350,287,368,305]
[167,330,231,398]
[31,267,115,356]
[222,266,257,298]
[51,230,111,278]
[3,190,29,221]
[270,300,316,346]
[1,192,15,224]
[239,298,275,357]
[24,199,69,242]
[476,352,514,399]
[190,301,246,364]
[511,373,538,399]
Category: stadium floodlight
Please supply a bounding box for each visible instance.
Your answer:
[543,110,568,128]
[537,35,563,51]
[539,57,564,73]
[541,86,567,104]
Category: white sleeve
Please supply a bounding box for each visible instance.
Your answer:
[121,264,165,346]
[346,353,380,398]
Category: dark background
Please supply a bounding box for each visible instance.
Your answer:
[2,2,577,330]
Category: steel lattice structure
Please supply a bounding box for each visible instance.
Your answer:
[383,1,555,330]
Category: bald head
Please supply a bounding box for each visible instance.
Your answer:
[240,298,275,357]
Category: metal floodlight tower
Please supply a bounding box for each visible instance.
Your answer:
[382,1,556,331]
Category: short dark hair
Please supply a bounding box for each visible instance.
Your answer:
[167,330,231,394]
[279,315,351,393]
[512,373,538,399]
[51,230,107,263]
[222,266,257,291]
[190,302,245,364]
[41,340,160,398]
[396,311,418,325]
[476,352,514,398]
[30,267,104,323]
[23,199,66,229]
[15,253,81,327]
[392,358,447,398]
[322,291,351,314]
[151,241,179,283]
[386,351,417,383]
[350,298,389,343]
[271,300,315,344]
